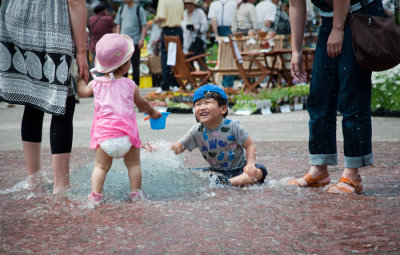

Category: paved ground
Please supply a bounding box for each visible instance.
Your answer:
[1,95,399,150]
[0,95,400,254]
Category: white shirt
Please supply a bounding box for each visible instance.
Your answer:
[208,0,238,27]
[232,2,257,31]
[181,8,209,53]
[255,0,277,30]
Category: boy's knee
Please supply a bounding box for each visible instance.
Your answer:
[255,164,268,183]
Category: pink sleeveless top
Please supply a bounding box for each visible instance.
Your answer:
[90,76,141,149]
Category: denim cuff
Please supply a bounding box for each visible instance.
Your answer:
[309,153,337,166]
[344,153,373,168]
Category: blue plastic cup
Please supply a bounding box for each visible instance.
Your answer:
[148,112,170,130]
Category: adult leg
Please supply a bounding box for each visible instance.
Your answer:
[130,44,141,86]
[288,17,338,187]
[124,146,142,192]
[327,20,374,194]
[50,96,75,194]
[21,105,44,177]
[91,147,113,194]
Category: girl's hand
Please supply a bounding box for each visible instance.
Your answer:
[141,142,157,152]
[149,109,162,119]
[243,163,257,179]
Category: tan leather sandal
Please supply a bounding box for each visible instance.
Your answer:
[327,175,363,194]
[288,172,330,187]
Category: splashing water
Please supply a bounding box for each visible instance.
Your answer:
[0,171,52,196]
[68,141,209,202]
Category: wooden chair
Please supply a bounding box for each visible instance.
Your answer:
[227,34,272,92]
[163,35,215,91]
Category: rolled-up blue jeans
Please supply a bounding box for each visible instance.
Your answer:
[307,0,385,168]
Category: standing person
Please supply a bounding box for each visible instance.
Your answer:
[232,0,257,35]
[89,3,117,61]
[0,0,89,194]
[272,1,291,35]
[288,0,386,194]
[154,0,184,91]
[115,0,148,87]
[208,0,237,87]
[181,0,209,54]
[77,34,162,203]
[255,0,277,31]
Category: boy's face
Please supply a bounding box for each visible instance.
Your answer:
[194,97,227,127]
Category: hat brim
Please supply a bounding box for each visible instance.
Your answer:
[94,34,134,73]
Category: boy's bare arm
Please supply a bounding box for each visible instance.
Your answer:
[242,137,258,177]
[170,141,186,155]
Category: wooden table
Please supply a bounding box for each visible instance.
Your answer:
[269,48,315,86]
[211,36,315,88]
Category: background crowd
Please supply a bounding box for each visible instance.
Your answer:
[85,0,298,91]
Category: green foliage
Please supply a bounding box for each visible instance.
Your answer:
[206,43,218,68]
[234,84,310,107]
[371,65,400,111]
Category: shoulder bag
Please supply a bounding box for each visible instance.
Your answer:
[349,0,400,71]
[189,25,205,56]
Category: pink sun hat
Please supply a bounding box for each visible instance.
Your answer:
[94,33,135,73]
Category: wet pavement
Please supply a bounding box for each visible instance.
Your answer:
[0,97,400,254]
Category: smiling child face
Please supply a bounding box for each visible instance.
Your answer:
[194,97,227,129]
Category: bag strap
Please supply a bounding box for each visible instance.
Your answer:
[220,0,226,26]
[137,5,142,33]
[118,4,125,28]
[359,0,368,15]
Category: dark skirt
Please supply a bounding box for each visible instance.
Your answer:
[0,0,75,115]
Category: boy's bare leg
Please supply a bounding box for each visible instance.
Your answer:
[229,168,264,186]
[124,147,142,192]
[91,147,113,195]
[52,153,71,194]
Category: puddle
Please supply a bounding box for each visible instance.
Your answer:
[68,142,209,202]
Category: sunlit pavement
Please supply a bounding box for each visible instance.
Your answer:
[1,97,400,254]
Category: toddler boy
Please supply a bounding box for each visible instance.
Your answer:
[170,84,267,186]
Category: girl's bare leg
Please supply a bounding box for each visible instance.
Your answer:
[91,147,113,194]
[124,147,142,192]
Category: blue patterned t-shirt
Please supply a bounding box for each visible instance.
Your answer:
[179,118,248,170]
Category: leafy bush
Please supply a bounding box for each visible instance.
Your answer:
[235,84,310,108]
[371,64,400,112]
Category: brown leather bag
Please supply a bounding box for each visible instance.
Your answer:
[349,12,400,71]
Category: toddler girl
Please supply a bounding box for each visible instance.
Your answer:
[77,33,161,203]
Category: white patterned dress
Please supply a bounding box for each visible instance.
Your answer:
[0,0,75,115]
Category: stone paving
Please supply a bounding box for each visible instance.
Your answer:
[0,98,399,254]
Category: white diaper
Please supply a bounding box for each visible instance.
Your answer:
[100,136,132,158]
